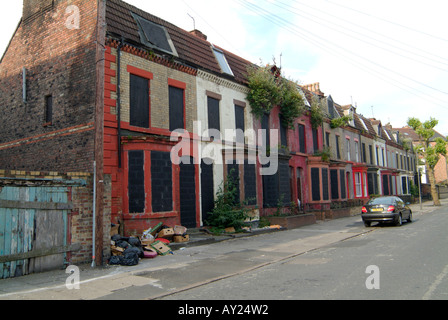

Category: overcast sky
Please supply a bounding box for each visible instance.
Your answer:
[1,0,447,135]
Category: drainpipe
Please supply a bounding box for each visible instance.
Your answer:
[93,0,106,266]
[92,161,97,268]
[117,38,123,168]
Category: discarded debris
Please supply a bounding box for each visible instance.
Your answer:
[108,223,190,266]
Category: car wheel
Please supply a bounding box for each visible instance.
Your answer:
[395,214,402,226]
[407,211,413,223]
[364,221,371,227]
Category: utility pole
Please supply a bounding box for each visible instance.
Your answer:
[418,167,423,211]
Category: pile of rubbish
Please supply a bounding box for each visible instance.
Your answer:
[109,223,189,266]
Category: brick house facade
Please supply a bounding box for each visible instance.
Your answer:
[0,0,420,273]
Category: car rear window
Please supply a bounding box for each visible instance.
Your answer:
[367,197,395,205]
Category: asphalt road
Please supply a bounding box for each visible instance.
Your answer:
[1,200,446,302]
[161,205,448,300]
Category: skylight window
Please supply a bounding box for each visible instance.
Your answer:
[132,13,178,57]
[212,46,234,76]
[361,118,369,131]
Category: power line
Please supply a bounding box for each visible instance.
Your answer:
[279,0,448,68]
[324,0,448,44]
[233,0,448,97]
[231,0,448,109]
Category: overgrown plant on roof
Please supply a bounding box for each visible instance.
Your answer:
[310,96,325,129]
[246,64,305,128]
[330,115,352,129]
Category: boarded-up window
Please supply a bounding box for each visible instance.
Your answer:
[311,168,320,201]
[280,118,288,148]
[322,168,329,201]
[208,96,220,133]
[312,128,319,152]
[278,160,291,205]
[340,169,346,199]
[330,169,339,200]
[235,105,245,144]
[130,74,149,128]
[169,86,184,131]
[298,124,306,153]
[151,151,173,212]
[128,151,145,213]
[362,143,366,163]
[45,95,53,124]
[336,136,341,159]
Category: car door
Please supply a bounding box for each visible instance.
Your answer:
[396,198,407,219]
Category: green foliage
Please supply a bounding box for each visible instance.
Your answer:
[313,146,331,162]
[205,169,250,231]
[330,115,352,129]
[279,79,306,128]
[407,117,447,169]
[310,96,325,129]
[410,181,419,198]
[247,65,305,128]
[246,65,282,118]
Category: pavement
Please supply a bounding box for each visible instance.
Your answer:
[0,198,444,300]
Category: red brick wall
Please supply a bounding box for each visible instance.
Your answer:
[0,0,98,172]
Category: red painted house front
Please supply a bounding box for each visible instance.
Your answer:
[103,37,200,236]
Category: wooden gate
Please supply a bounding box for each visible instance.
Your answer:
[0,185,77,279]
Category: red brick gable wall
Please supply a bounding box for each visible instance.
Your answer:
[0,0,99,172]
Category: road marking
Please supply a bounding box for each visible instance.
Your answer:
[423,264,448,300]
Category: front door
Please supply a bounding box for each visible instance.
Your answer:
[179,157,197,228]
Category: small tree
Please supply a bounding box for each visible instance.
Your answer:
[407,117,447,206]
[205,169,250,231]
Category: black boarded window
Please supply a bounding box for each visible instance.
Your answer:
[207,96,220,135]
[322,168,329,201]
[330,169,339,200]
[169,86,184,131]
[234,105,245,144]
[130,74,149,128]
[151,151,173,212]
[45,95,53,124]
[311,168,320,201]
[128,151,145,213]
[298,124,306,153]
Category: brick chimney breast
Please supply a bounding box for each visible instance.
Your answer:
[23,0,54,22]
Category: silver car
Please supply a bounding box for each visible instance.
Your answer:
[362,196,413,227]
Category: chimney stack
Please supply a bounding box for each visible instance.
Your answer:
[23,0,54,22]
[189,29,207,41]
[303,82,324,96]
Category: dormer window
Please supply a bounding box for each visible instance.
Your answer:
[212,46,234,76]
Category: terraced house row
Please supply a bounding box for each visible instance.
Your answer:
[0,0,417,269]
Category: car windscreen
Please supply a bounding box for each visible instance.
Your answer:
[367,197,395,205]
